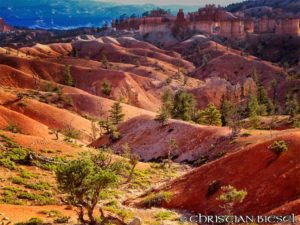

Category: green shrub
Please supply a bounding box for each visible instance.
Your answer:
[0,158,16,170]
[215,151,226,159]
[53,216,70,224]
[20,169,36,179]
[143,192,172,207]
[12,176,28,185]
[15,217,44,225]
[17,191,55,205]
[6,123,21,133]
[154,211,176,221]
[241,132,251,137]
[25,181,51,190]
[194,155,209,167]
[6,147,29,163]
[103,206,133,222]
[39,210,61,217]
[268,140,288,155]
[62,126,80,142]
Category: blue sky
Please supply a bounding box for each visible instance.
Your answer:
[101,0,240,6]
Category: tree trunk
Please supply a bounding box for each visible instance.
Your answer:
[126,165,136,183]
[87,207,96,225]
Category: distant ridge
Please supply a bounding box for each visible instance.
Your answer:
[226,0,300,14]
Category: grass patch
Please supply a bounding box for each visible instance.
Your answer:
[154,211,177,221]
[17,191,55,205]
[143,192,172,207]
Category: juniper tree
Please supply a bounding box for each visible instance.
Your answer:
[56,151,124,224]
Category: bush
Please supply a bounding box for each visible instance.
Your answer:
[241,132,251,137]
[12,176,28,185]
[20,169,35,179]
[101,80,112,96]
[6,147,29,164]
[25,181,51,190]
[0,158,16,170]
[15,217,44,225]
[268,140,288,155]
[54,216,70,224]
[17,191,55,205]
[6,123,21,133]
[62,126,80,142]
[194,155,209,167]
[143,192,172,207]
[154,211,176,221]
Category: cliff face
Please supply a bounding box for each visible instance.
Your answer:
[0,18,13,33]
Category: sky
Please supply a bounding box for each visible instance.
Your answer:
[101,0,241,6]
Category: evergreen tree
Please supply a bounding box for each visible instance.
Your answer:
[109,101,125,125]
[220,95,233,126]
[155,89,173,126]
[246,89,259,118]
[257,85,274,115]
[162,89,174,113]
[63,65,73,86]
[270,79,278,107]
[285,93,299,118]
[172,90,196,121]
[155,106,171,126]
[101,53,109,69]
[246,89,261,129]
[101,80,112,97]
[56,150,124,224]
[99,118,121,141]
[194,103,222,126]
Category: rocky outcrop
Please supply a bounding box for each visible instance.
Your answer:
[0,18,13,33]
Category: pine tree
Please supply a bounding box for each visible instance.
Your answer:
[194,103,222,126]
[246,89,261,129]
[99,118,121,141]
[246,89,259,118]
[101,53,109,69]
[285,93,299,118]
[172,90,196,121]
[270,79,278,112]
[63,65,73,86]
[109,101,125,125]
[155,107,171,126]
[220,95,233,126]
[101,80,112,97]
[155,89,173,126]
[257,85,273,115]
